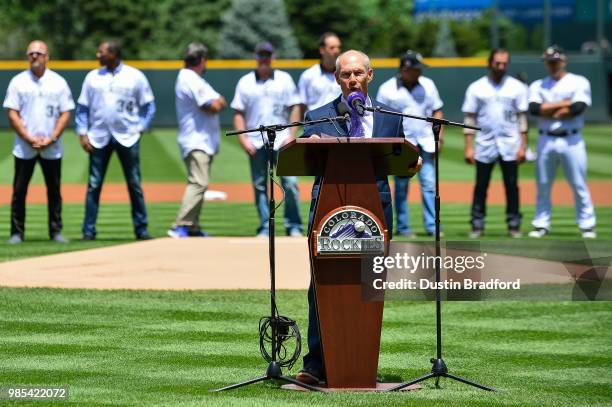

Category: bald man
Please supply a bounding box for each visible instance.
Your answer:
[296,50,419,385]
[3,41,74,244]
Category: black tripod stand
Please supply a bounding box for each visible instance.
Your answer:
[364,106,495,392]
[212,115,348,393]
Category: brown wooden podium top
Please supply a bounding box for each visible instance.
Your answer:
[277,137,420,177]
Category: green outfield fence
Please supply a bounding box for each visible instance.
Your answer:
[0,55,609,128]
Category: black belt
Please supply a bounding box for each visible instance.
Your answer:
[539,129,579,137]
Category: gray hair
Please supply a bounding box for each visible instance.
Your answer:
[184,42,209,67]
[335,50,371,75]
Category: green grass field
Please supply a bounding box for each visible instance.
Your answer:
[1,126,610,406]
[0,288,610,406]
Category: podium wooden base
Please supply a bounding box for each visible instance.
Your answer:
[281,383,421,392]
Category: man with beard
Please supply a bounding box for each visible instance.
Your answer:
[462,48,528,238]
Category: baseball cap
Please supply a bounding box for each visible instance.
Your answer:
[543,45,566,61]
[400,50,427,69]
[255,41,274,55]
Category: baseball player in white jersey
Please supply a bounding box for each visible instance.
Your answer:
[376,50,444,237]
[76,41,156,241]
[527,46,596,239]
[167,43,227,238]
[3,40,74,244]
[462,49,529,238]
[231,41,303,237]
[297,32,342,117]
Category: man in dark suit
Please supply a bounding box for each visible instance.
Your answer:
[296,50,421,385]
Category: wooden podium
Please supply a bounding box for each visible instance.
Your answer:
[277,137,420,389]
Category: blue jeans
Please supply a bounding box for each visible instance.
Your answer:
[249,147,302,235]
[394,152,436,234]
[83,138,148,238]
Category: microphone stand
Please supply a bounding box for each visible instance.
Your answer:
[362,106,495,392]
[211,114,349,393]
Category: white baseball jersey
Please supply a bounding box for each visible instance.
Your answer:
[462,75,528,163]
[528,72,591,135]
[230,70,301,150]
[175,68,222,158]
[77,63,155,149]
[298,64,341,112]
[3,69,74,160]
[376,76,443,153]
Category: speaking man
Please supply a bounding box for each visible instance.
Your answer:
[296,50,421,385]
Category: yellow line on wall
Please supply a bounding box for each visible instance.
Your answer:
[0,57,487,70]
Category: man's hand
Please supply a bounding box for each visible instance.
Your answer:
[33,136,52,150]
[516,145,526,164]
[238,135,257,156]
[552,106,571,119]
[464,145,475,164]
[79,134,94,153]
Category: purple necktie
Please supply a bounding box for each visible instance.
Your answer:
[348,111,364,137]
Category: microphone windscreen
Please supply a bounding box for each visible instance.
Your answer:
[337,101,350,116]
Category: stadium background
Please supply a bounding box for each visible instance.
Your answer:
[0,0,611,405]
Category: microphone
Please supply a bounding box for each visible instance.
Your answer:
[347,91,366,116]
[337,101,351,122]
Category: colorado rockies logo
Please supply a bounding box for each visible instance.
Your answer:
[314,206,386,256]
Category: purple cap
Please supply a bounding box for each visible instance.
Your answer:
[255,41,274,54]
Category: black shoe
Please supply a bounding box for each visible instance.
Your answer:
[137,232,152,240]
[295,368,324,385]
[81,234,96,242]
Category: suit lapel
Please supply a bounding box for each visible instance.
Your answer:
[373,109,385,138]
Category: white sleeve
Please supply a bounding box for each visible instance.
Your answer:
[461,84,477,114]
[528,81,542,104]
[77,74,91,107]
[572,77,592,106]
[193,79,221,107]
[138,72,155,105]
[297,71,309,105]
[2,77,20,110]
[59,79,75,112]
[285,75,301,107]
[429,81,443,111]
[375,83,389,105]
[230,79,246,112]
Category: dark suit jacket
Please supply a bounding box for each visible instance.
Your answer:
[301,96,405,237]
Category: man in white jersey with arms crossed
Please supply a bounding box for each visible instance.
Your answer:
[76,41,156,241]
[527,46,596,239]
[231,41,303,237]
[297,32,342,117]
[3,40,74,244]
[462,48,528,238]
[167,42,227,238]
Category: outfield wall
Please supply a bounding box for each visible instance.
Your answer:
[0,56,609,129]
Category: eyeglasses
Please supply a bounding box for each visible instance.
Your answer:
[27,51,47,58]
[256,52,272,59]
